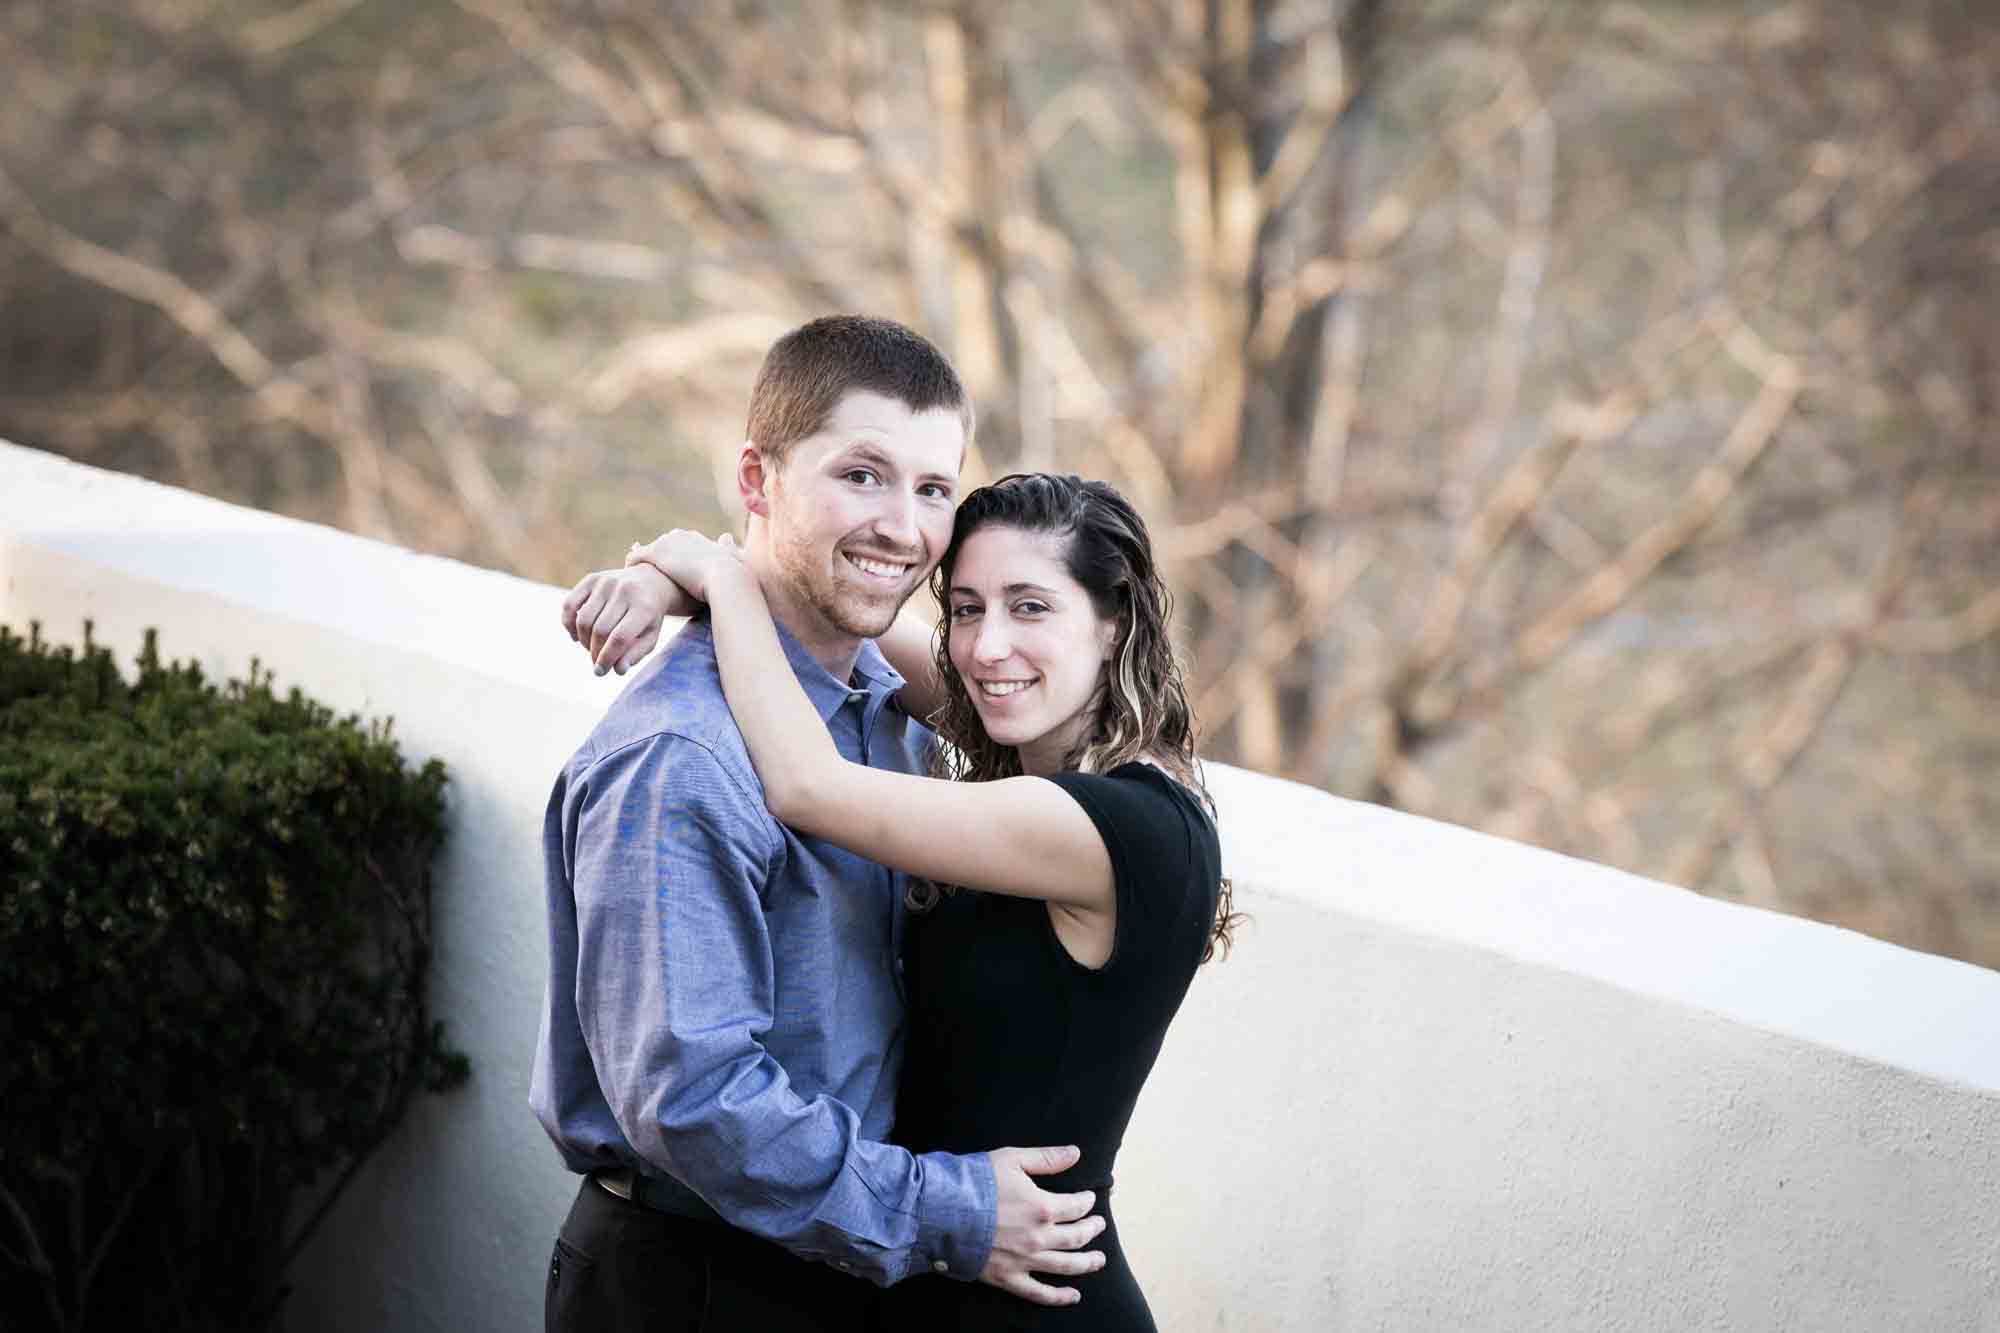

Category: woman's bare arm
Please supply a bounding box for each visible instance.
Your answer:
[642,532,1113,912]
[878,599,949,722]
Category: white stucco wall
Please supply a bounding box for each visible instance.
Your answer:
[4,440,1997,1332]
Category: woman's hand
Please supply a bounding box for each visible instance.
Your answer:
[625,529,747,604]
[560,530,749,677]
[562,562,694,676]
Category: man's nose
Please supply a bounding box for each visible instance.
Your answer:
[870,489,919,550]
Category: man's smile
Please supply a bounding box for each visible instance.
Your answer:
[843,552,916,584]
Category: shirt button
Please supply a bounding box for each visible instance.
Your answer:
[932,1259,949,1274]
[835,1260,852,1271]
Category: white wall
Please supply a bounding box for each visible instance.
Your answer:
[5,440,1997,1332]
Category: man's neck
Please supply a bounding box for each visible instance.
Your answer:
[749,552,865,683]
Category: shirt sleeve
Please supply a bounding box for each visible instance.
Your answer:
[1043,766,1217,973]
[565,733,996,1284]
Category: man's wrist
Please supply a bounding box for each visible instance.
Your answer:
[909,1149,998,1282]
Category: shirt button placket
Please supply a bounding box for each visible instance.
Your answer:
[849,691,870,763]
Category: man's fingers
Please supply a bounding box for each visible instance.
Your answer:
[999,1272,1082,1309]
[1043,1189,1097,1226]
[1013,1144,1082,1177]
[1028,1247,1104,1278]
[1041,1214,1106,1252]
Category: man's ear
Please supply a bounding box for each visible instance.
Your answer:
[736,441,773,519]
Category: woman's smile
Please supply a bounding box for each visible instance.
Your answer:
[946,525,1119,774]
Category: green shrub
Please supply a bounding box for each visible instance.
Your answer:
[0,624,468,1332]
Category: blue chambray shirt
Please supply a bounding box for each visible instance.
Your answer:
[530,616,997,1284]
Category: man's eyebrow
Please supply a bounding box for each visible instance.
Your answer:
[839,440,957,489]
[840,441,895,468]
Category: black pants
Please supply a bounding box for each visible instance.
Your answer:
[546,1176,879,1332]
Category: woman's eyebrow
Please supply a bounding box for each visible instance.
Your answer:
[950,582,1061,598]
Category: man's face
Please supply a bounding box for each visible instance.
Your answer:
[759,390,965,643]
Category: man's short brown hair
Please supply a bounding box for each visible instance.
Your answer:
[745,315,974,467]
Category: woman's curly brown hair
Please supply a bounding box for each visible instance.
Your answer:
[913,473,1238,962]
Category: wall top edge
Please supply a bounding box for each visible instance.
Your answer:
[7,440,1996,1098]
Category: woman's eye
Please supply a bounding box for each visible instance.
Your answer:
[948,604,980,620]
[1015,601,1050,616]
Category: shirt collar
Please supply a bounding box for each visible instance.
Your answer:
[769,616,906,725]
[852,635,906,697]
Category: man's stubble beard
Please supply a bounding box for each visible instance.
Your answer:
[768,526,910,642]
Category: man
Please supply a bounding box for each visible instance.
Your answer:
[534,316,1103,1330]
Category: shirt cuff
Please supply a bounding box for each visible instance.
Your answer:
[908,1149,997,1281]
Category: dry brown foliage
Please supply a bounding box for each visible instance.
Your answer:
[2,0,1994,965]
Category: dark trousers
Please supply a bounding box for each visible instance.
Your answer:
[547,1175,880,1332]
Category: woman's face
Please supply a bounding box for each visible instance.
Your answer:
[944,524,1120,776]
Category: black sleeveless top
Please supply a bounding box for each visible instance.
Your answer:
[882,763,1222,1331]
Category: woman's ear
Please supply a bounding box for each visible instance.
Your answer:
[737,441,773,519]
[1101,613,1125,661]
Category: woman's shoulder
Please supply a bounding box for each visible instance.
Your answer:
[1100,759,1214,813]
[1047,761,1221,968]
[1047,760,1218,854]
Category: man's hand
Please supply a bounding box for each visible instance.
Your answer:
[978,1146,1106,1307]
[561,564,697,675]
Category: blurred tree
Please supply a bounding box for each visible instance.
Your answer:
[1,0,1994,964]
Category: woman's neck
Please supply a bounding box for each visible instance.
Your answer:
[1015,716,1093,778]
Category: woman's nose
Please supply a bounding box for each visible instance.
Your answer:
[972,617,1010,663]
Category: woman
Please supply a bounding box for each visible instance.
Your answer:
[578,473,1233,1330]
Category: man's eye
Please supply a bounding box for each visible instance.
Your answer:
[844,469,880,486]
[919,483,953,501]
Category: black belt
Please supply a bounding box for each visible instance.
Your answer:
[592,1168,724,1225]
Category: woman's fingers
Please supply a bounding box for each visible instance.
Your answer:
[591,602,639,671]
[560,572,603,641]
[601,597,662,674]
[572,577,616,648]
[617,623,661,675]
